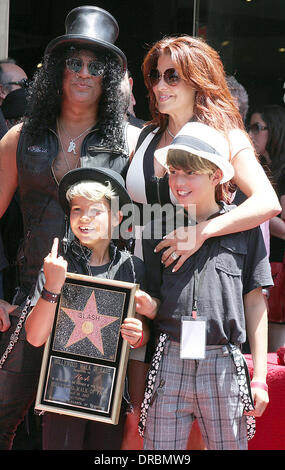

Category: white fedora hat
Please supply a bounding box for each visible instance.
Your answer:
[155,122,234,183]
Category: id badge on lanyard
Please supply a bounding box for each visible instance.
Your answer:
[180,264,207,360]
[180,315,207,359]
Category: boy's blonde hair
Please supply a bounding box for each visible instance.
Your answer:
[66,180,117,211]
[166,149,231,202]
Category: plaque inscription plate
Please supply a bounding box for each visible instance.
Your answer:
[44,356,115,413]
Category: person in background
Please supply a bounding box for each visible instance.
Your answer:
[0,58,28,108]
[0,58,28,303]
[226,75,249,123]
[248,104,285,352]
[0,58,28,139]
[121,69,145,129]
[1,86,28,130]
[226,75,271,286]
[0,69,28,304]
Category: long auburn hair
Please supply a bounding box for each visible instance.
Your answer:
[143,35,244,137]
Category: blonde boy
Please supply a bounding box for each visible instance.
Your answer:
[25,167,156,450]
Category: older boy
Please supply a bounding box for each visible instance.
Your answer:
[139,122,272,450]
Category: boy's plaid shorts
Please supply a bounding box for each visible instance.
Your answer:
[143,340,248,450]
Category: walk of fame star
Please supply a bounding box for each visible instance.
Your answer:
[62,291,119,354]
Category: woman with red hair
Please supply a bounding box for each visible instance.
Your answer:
[126,35,280,264]
[124,35,279,450]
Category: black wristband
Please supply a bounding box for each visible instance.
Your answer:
[41,286,60,303]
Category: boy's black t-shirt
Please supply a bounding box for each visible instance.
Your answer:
[142,202,273,345]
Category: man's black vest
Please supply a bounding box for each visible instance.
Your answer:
[15,126,129,303]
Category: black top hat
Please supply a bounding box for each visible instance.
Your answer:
[45,6,127,71]
[58,167,132,216]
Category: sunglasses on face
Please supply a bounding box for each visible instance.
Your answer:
[65,58,105,77]
[248,122,268,135]
[2,78,29,88]
[148,68,181,87]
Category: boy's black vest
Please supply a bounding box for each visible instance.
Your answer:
[15,125,129,303]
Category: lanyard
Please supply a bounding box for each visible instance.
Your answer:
[191,258,209,319]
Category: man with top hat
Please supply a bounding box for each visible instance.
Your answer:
[0,6,140,450]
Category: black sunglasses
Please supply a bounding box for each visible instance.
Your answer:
[148,68,181,87]
[66,58,105,77]
[2,78,29,88]
[248,123,268,135]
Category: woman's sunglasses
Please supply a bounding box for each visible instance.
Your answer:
[248,123,268,135]
[66,58,105,77]
[148,68,181,87]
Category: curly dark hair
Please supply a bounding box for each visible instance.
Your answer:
[23,45,126,152]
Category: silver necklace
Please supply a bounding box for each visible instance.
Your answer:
[59,121,93,155]
[166,126,175,139]
[79,242,117,279]
[57,120,80,171]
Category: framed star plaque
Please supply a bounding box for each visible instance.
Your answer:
[35,272,138,425]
